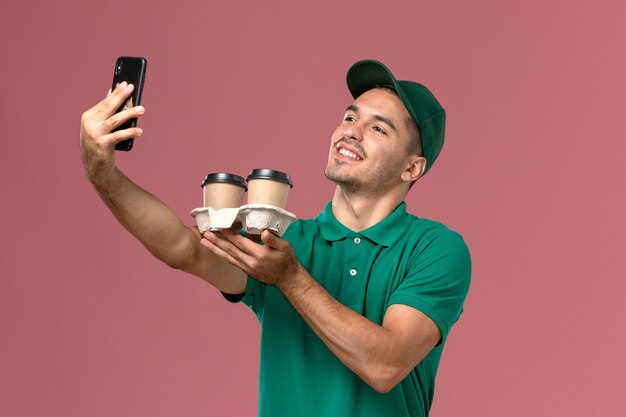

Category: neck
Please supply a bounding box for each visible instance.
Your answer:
[331,186,407,231]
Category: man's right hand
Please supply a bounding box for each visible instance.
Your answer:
[80,81,145,186]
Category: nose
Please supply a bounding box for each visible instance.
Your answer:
[343,121,364,142]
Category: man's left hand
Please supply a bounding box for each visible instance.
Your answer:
[200,228,301,289]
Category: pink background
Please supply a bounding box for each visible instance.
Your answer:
[1,1,625,415]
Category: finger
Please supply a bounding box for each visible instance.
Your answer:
[200,237,249,272]
[82,83,128,123]
[83,82,135,122]
[261,230,289,251]
[205,231,253,259]
[101,105,145,133]
[104,82,135,115]
[221,229,265,254]
[203,232,258,270]
[101,126,143,146]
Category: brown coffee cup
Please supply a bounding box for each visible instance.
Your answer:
[201,173,247,209]
[246,169,293,209]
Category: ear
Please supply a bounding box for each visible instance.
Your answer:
[401,156,427,183]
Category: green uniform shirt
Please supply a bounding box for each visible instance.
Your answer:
[239,202,471,417]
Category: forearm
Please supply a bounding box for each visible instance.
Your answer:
[202,229,440,388]
[91,167,199,269]
[278,266,406,393]
[79,85,247,290]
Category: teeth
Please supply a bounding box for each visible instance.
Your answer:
[339,147,361,160]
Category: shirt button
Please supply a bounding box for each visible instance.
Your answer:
[349,269,357,276]
[354,237,361,244]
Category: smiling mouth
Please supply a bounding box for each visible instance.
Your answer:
[338,147,362,160]
[335,142,364,161]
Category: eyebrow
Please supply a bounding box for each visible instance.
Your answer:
[345,104,397,132]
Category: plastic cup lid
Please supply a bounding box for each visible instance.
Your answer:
[201,173,247,190]
[246,168,293,188]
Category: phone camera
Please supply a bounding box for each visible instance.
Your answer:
[115,64,122,76]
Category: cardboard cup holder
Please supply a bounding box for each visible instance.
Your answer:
[190,204,297,237]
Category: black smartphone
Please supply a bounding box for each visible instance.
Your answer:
[111,56,147,151]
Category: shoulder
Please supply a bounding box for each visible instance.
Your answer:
[401,214,471,279]
[403,214,469,254]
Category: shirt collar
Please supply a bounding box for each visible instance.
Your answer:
[317,201,410,247]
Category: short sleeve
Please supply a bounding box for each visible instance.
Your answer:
[220,276,266,321]
[220,229,267,315]
[221,291,245,303]
[387,230,471,344]
[239,275,266,317]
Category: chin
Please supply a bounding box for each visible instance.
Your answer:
[324,166,361,190]
[324,161,346,182]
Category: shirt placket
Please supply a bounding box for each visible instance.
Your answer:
[341,233,371,312]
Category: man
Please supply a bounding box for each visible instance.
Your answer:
[80,59,471,416]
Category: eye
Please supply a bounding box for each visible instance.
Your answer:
[373,126,387,135]
[344,114,356,122]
